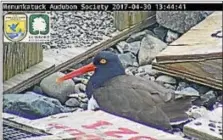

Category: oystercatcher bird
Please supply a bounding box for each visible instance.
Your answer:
[57,51,192,131]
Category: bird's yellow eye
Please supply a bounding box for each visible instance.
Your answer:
[99,59,107,64]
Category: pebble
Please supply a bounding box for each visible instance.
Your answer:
[164,83,176,90]
[73,77,88,85]
[118,52,138,68]
[74,83,86,93]
[153,25,168,41]
[78,93,87,99]
[68,94,79,98]
[156,75,177,84]
[80,103,88,110]
[187,106,209,118]
[32,85,43,95]
[126,30,147,43]
[65,98,80,107]
[165,30,181,43]
[176,82,189,91]
[192,90,217,110]
[190,83,210,95]
[175,87,200,97]
[137,65,159,76]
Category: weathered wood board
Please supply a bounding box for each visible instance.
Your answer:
[3,111,185,140]
[153,11,222,90]
[3,15,155,94]
[114,11,156,31]
[183,106,222,140]
[155,11,222,63]
[3,42,43,81]
[3,61,55,94]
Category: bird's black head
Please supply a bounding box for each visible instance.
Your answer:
[91,51,125,85]
[57,51,125,97]
[93,51,125,72]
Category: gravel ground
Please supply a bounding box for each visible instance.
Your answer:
[46,11,117,49]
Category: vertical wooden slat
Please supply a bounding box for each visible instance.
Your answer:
[3,42,43,81]
[114,11,156,31]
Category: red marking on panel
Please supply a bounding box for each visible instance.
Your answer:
[104,128,138,138]
[65,128,85,136]
[82,120,113,129]
[48,123,69,129]
[129,136,157,140]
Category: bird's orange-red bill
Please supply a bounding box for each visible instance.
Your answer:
[56,63,96,83]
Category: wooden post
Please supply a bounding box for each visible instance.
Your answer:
[114,11,156,31]
[3,42,43,81]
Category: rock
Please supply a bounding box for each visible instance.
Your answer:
[68,94,79,98]
[72,77,88,85]
[65,98,80,107]
[176,82,189,91]
[40,72,75,104]
[80,103,88,110]
[115,41,128,54]
[126,30,147,43]
[138,34,167,65]
[3,92,73,119]
[125,68,133,75]
[164,84,176,90]
[156,75,177,84]
[156,11,213,33]
[175,87,200,97]
[137,65,159,76]
[78,93,87,99]
[80,98,88,103]
[217,95,223,104]
[153,25,168,41]
[165,30,181,43]
[190,83,210,95]
[116,41,140,55]
[192,90,217,110]
[128,41,141,55]
[118,52,138,68]
[32,85,43,95]
[74,83,86,93]
[187,106,209,119]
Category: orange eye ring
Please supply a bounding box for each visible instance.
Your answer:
[100,59,107,64]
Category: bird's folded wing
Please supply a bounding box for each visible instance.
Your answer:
[93,83,172,130]
[102,75,175,103]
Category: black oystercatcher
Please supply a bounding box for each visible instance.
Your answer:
[57,51,192,130]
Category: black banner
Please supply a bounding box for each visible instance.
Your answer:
[2,3,223,11]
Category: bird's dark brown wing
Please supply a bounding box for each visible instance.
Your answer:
[102,75,175,103]
[93,75,173,130]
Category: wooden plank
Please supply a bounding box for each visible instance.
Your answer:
[3,15,156,94]
[3,61,55,94]
[155,11,222,63]
[3,111,185,140]
[152,11,222,90]
[3,43,43,81]
[114,11,156,31]
[152,59,222,90]
[183,107,222,140]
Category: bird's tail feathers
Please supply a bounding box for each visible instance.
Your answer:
[159,97,192,124]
